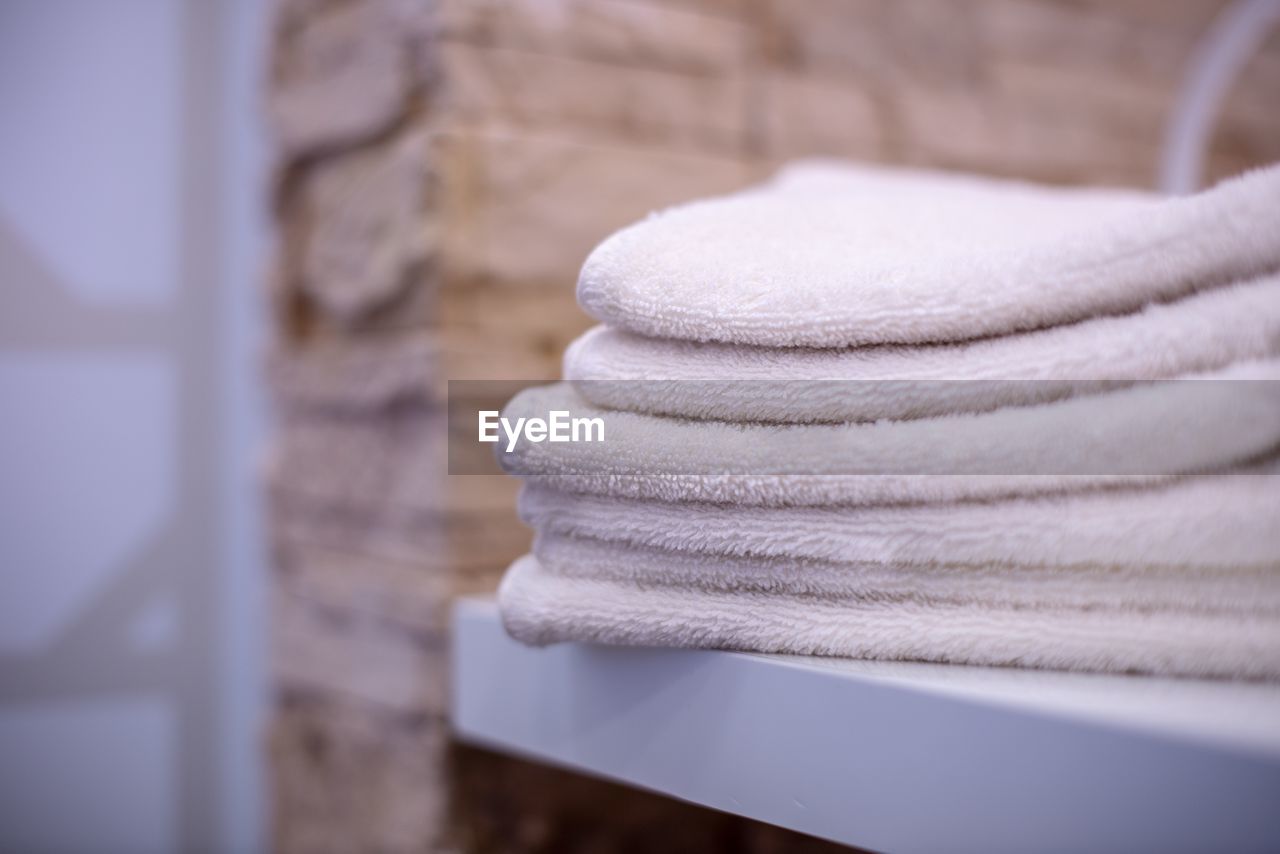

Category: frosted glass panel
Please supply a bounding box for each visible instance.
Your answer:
[0,0,180,303]
[0,356,174,651]
[0,699,177,854]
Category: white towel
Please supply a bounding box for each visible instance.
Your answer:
[500,555,1280,679]
[499,159,1280,679]
[532,531,1280,615]
[577,162,1280,348]
[510,468,1280,677]
[518,462,1280,570]
[501,359,1280,507]
[565,274,1280,423]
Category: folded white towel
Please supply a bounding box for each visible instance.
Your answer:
[500,555,1280,679]
[533,531,1280,615]
[502,359,1280,506]
[577,162,1280,347]
[565,274,1280,423]
[501,159,1280,679]
[519,462,1280,570]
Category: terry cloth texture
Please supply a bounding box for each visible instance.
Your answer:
[501,360,1280,503]
[517,463,1280,571]
[577,162,1280,347]
[530,531,1280,615]
[500,555,1280,680]
[564,273,1280,423]
[497,161,1280,679]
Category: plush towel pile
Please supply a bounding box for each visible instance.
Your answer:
[496,161,1280,679]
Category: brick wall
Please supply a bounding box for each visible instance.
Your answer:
[263,1,1280,850]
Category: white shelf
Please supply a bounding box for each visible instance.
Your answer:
[451,598,1280,853]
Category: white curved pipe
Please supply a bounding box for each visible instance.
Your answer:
[1161,0,1280,194]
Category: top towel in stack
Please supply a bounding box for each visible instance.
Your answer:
[497,161,1280,679]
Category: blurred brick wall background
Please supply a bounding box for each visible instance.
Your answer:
[263,1,1279,851]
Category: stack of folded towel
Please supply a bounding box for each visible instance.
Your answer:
[496,161,1280,679]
